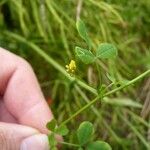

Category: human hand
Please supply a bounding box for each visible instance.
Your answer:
[0,47,54,150]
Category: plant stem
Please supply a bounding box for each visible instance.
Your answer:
[104,69,150,97]
[75,85,124,145]
[61,96,100,125]
[61,69,150,125]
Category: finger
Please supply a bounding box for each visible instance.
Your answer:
[0,48,53,133]
[0,122,49,150]
[0,100,18,123]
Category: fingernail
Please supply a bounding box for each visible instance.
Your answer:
[20,134,50,150]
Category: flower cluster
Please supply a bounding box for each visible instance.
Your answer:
[66,60,76,75]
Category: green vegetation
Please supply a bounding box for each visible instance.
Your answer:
[0,0,150,149]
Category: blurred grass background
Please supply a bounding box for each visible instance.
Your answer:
[0,0,150,149]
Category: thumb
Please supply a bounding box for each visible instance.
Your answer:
[0,122,50,150]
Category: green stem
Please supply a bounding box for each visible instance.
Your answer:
[104,69,150,97]
[75,85,124,146]
[61,96,100,125]
[61,69,150,125]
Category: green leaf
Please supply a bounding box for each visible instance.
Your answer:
[77,121,94,146]
[96,43,117,59]
[46,119,57,132]
[76,19,92,49]
[75,47,95,64]
[48,133,57,148]
[87,141,112,150]
[55,125,69,136]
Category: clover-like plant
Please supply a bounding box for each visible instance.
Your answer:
[45,19,150,150]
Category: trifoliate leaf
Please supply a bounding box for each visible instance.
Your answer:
[96,43,117,59]
[77,121,94,146]
[75,46,95,64]
[87,141,112,150]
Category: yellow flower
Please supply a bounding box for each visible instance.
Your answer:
[66,60,76,74]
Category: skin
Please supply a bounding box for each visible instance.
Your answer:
[0,47,56,150]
